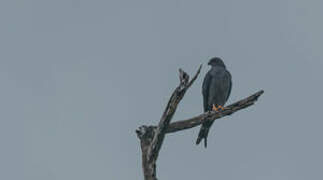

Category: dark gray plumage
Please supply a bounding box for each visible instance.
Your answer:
[196,57,232,147]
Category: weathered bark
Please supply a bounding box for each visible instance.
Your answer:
[136,126,157,180]
[164,90,264,133]
[136,65,264,180]
[148,66,201,163]
[136,65,201,180]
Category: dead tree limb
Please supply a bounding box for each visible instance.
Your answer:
[136,65,264,180]
[164,90,264,133]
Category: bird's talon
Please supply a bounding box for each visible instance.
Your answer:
[212,104,218,111]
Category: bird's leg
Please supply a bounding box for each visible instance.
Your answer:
[218,105,224,110]
[212,104,218,111]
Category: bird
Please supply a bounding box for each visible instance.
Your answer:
[196,57,232,148]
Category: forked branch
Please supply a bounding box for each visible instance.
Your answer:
[136,65,263,180]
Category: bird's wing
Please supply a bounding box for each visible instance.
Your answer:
[225,70,232,102]
[202,71,212,112]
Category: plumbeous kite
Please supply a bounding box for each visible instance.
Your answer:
[196,57,232,148]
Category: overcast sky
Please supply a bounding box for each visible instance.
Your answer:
[1,0,323,179]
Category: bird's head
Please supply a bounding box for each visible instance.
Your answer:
[208,57,226,68]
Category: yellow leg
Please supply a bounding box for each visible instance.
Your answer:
[212,104,218,111]
[218,105,224,110]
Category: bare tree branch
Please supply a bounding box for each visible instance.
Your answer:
[164,90,264,133]
[148,65,202,163]
[135,65,264,180]
[136,126,156,180]
[136,65,201,180]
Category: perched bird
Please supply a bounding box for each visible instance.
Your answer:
[196,57,232,148]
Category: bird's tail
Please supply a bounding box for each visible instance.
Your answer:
[196,125,211,148]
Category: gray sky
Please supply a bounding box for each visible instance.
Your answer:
[1,0,323,179]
